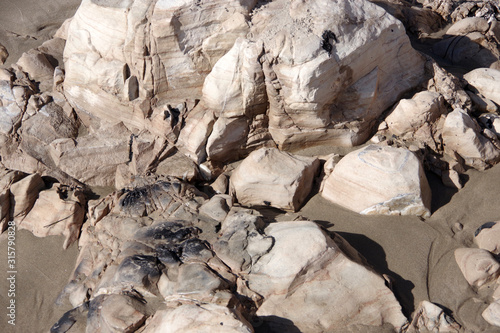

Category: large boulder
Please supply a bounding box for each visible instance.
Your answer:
[250,0,425,149]
[230,147,320,212]
[442,109,500,170]
[248,221,408,332]
[63,0,258,131]
[464,68,500,106]
[322,144,432,217]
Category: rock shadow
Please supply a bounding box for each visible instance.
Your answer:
[253,315,301,333]
[425,171,459,214]
[336,231,416,318]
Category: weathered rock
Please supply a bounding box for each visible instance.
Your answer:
[322,144,432,217]
[475,221,500,254]
[155,150,199,182]
[442,109,500,170]
[249,221,408,332]
[0,169,26,231]
[230,147,320,211]
[16,49,55,85]
[386,91,446,136]
[252,0,424,149]
[86,294,148,333]
[482,300,500,328]
[465,68,500,106]
[427,61,471,110]
[18,185,86,249]
[468,90,498,113]
[454,247,500,288]
[0,81,25,135]
[199,194,232,222]
[407,301,461,332]
[478,113,500,135]
[63,0,256,131]
[9,173,45,220]
[141,303,253,333]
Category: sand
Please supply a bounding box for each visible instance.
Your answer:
[1,1,500,332]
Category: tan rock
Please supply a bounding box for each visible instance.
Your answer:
[252,0,424,149]
[19,185,86,249]
[479,113,500,136]
[230,147,320,212]
[141,303,253,333]
[250,221,407,332]
[442,109,500,170]
[464,68,500,106]
[16,49,55,84]
[0,81,24,135]
[475,222,500,254]
[322,145,431,217]
[407,301,460,332]
[386,91,446,136]
[446,17,490,35]
[0,43,8,65]
[155,150,199,182]
[9,173,45,220]
[454,248,500,288]
[0,169,25,231]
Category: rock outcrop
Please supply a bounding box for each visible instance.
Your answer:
[322,144,432,217]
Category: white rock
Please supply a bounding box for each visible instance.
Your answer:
[442,109,500,170]
[407,301,460,332]
[454,248,500,288]
[252,0,424,149]
[230,147,320,211]
[482,300,500,328]
[141,303,253,333]
[322,144,431,217]
[464,68,500,106]
[385,91,446,136]
[475,222,500,255]
[249,221,407,332]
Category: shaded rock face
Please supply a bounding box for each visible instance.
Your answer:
[322,144,432,217]
[52,177,408,332]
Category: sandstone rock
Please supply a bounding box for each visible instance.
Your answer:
[0,169,25,231]
[51,123,131,187]
[250,221,408,332]
[0,81,25,135]
[454,248,500,288]
[427,61,471,110]
[447,17,490,36]
[210,174,229,195]
[475,221,500,254]
[322,144,431,217]
[230,147,320,211]
[442,109,500,170]
[213,208,273,274]
[18,185,85,249]
[86,294,148,333]
[141,303,253,333]
[9,173,45,220]
[464,68,500,106]
[386,91,446,136]
[199,194,232,222]
[155,150,199,182]
[252,0,424,149]
[16,49,55,85]
[468,90,498,113]
[407,301,461,332]
[63,0,256,131]
[482,300,500,327]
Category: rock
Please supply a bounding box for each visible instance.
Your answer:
[155,150,199,182]
[230,147,320,211]
[210,174,229,194]
[0,81,25,135]
[141,303,253,333]
[63,0,255,131]
[0,169,25,231]
[251,0,424,149]
[467,90,498,113]
[18,185,86,249]
[454,248,500,288]
[322,144,431,217]
[213,208,273,274]
[0,43,8,65]
[9,173,45,220]
[16,49,55,85]
[199,194,232,222]
[86,294,148,333]
[479,113,500,137]
[427,61,471,110]
[446,17,490,36]
[51,123,131,187]
[465,68,500,106]
[475,221,500,254]
[482,301,500,328]
[442,109,500,170]
[386,91,446,136]
[250,221,408,332]
[407,301,461,332]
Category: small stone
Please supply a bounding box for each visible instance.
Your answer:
[454,248,500,288]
